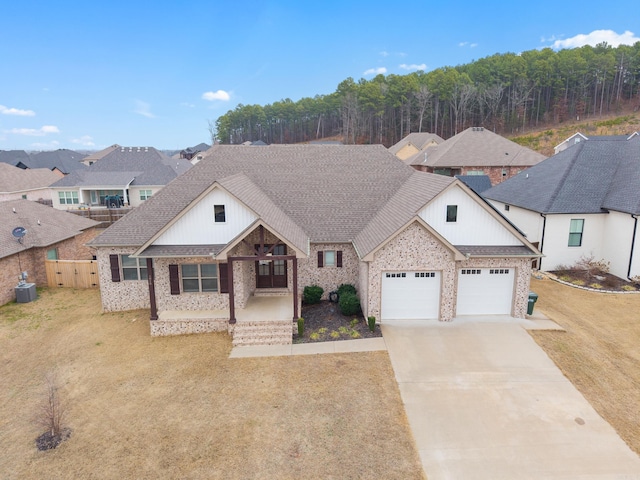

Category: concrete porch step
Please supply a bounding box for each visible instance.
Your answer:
[252,288,290,297]
[231,319,293,346]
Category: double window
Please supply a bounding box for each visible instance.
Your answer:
[121,255,148,280]
[181,264,218,292]
[139,190,152,201]
[568,219,584,247]
[58,191,79,205]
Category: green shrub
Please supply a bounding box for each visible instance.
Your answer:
[339,292,360,316]
[297,317,304,336]
[337,283,357,297]
[367,316,376,332]
[303,285,324,304]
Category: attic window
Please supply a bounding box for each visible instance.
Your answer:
[446,205,458,223]
[214,205,226,223]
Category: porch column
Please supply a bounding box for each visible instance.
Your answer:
[292,257,298,320]
[146,258,158,320]
[228,258,236,324]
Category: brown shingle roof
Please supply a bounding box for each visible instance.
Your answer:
[389,133,444,154]
[0,199,98,259]
[0,163,61,193]
[409,127,545,168]
[90,145,417,248]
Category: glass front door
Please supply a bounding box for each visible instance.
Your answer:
[256,244,287,288]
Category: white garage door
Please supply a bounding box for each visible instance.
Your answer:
[381,271,440,320]
[456,268,514,315]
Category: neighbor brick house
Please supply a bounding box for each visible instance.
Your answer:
[0,200,99,306]
[403,127,546,185]
[89,145,540,345]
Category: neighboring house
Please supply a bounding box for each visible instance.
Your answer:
[0,163,62,202]
[455,175,492,195]
[29,149,88,174]
[389,132,444,162]
[406,127,546,185]
[0,199,99,306]
[179,143,210,160]
[0,150,32,169]
[484,135,640,280]
[81,144,121,166]
[49,146,192,210]
[88,144,540,344]
[554,132,638,154]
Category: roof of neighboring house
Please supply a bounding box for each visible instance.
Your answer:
[388,132,444,155]
[484,135,640,215]
[455,175,493,195]
[82,144,121,163]
[29,149,88,174]
[51,146,191,189]
[0,150,32,168]
[0,199,98,259]
[408,127,546,169]
[90,145,429,250]
[0,163,61,193]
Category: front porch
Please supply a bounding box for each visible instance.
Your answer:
[151,294,298,346]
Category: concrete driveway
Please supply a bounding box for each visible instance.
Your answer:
[382,318,640,479]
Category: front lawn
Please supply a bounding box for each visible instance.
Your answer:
[529,277,640,455]
[0,288,424,479]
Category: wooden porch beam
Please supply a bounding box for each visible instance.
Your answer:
[228,258,236,324]
[146,258,158,321]
[292,257,298,320]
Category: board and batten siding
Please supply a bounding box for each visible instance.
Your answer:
[489,202,544,243]
[154,188,258,245]
[420,185,522,246]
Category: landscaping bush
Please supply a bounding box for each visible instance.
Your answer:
[337,283,357,297]
[339,292,360,316]
[297,318,304,336]
[367,316,376,332]
[303,285,323,304]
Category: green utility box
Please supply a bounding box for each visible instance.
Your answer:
[527,291,538,315]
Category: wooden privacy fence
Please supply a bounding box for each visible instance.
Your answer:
[45,260,100,288]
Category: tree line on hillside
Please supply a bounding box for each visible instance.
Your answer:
[213,42,640,146]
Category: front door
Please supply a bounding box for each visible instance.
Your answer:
[256,244,287,288]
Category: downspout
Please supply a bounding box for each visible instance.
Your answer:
[628,214,638,280]
[539,213,547,270]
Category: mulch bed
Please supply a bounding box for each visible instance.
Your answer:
[35,428,71,451]
[551,269,639,292]
[294,301,382,344]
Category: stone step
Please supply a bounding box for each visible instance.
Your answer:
[253,289,290,297]
[231,320,293,346]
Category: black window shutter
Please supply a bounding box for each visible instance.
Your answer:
[109,254,121,282]
[336,250,343,268]
[169,264,180,295]
[219,263,229,293]
[317,251,323,267]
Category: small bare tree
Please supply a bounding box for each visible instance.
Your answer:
[35,371,69,450]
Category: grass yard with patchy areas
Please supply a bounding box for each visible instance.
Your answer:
[529,277,640,455]
[0,288,425,480]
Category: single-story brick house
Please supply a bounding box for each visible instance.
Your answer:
[1,200,99,306]
[88,145,540,345]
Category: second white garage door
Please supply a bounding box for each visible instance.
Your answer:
[381,271,441,320]
[456,268,514,315]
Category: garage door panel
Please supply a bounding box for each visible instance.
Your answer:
[382,271,440,320]
[457,268,514,315]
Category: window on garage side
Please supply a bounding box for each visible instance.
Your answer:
[214,205,226,223]
[568,219,584,247]
[121,255,148,280]
[182,263,218,292]
[446,205,458,223]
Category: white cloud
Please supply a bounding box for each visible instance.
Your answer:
[180,102,196,108]
[379,51,389,57]
[363,67,387,76]
[399,63,427,71]
[7,125,60,136]
[30,140,60,149]
[551,29,640,49]
[71,135,95,146]
[0,105,36,116]
[133,100,155,118]
[459,42,478,48]
[202,90,231,101]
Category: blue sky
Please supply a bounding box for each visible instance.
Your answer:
[1,0,639,151]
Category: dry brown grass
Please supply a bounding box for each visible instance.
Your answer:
[529,277,640,455]
[0,288,425,480]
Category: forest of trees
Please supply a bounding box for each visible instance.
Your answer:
[213,42,640,146]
